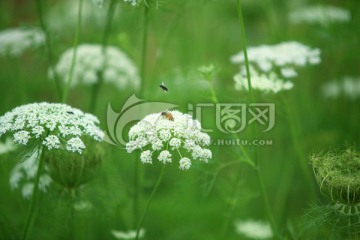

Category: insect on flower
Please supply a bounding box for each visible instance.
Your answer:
[161,111,174,121]
[159,82,168,92]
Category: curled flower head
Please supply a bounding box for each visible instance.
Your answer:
[310,147,360,205]
[51,44,140,90]
[0,27,45,57]
[0,102,105,188]
[126,110,212,170]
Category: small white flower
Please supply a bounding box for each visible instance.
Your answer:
[140,150,152,164]
[179,158,191,170]
[151,139,163,151]
[32,126,45,138]
[0,27,45,57]
[158,150,172,164]
[13,130,31,145]
[52,44,140,90]
[169,138,181,149]
[43,135,61,150]
[234,219,273,239]
[66,137,86,154]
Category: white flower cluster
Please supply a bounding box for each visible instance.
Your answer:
[231,41,321,93]
[321,76,360,100]
[9,152,52,199]
[51,44,140,90]
[234,219,273,239]
[289,5,351,25]
[0,27,45,57]
[234,65,294,94]
[0,102,104,154]
[126,110,212,170]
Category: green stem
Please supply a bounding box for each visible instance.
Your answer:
[89,0,117,113]
[139,5,149,98]
[61,0,83,103]
[35,0,62,101]
[135,165,165,240]
[22,148,46,240]
[281,94,317,200]
[133,159,140,228]
[236,0,276,233]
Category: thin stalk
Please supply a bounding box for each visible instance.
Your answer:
[236,0,276,233]
[133,157,140,228]
[139,5,149,97]
[133,3,150,228]
[89,0,117,113]
[281,94,317,200]
[12,57,27,103]
[135,165,165,240]
[22,148,46,240]
[35,0,62,100]
[61,0,83,103]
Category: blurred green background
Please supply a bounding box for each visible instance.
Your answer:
[0,0,359,239]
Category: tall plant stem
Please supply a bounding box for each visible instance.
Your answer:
[61,0,83,103]
[135,165,165,240]
[133,4,150,228]
[281,94,317,200]
[35,0,62,101]
[89,0,117,113]
[139,5,149,98]
[236,0,276,233]
[22,148,46,240]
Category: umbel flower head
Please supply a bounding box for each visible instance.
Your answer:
[231,41,320,93]
[289,5,351,25]
[310,147,360,205]
[234,65,294,93]
[51,44,140,90]
[10,151,52,199]
[0,27,45,57]
[126,110,212,170]
[0,102,105,188]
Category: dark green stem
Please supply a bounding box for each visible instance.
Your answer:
[236,0,276,233]
[35,0,62,100]
[22,148,46,240]
[61,0,83,103]
[135,165,165,240]
[139,5,149,98]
